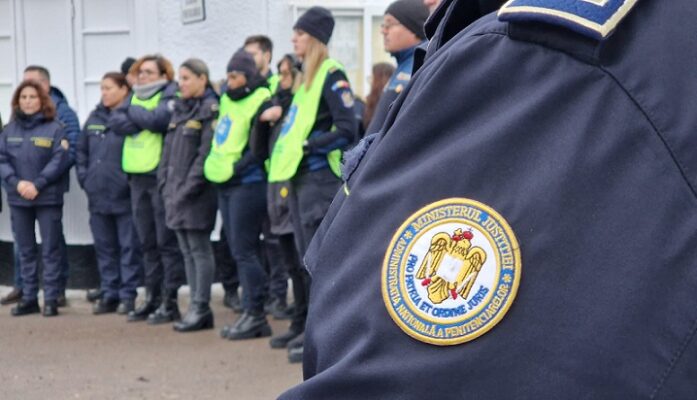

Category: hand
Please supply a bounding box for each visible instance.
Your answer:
[260,106,282,123]
[18,181,39,200]
[17,180,31,197]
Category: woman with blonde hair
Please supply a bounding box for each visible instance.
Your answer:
[266,6,358,363]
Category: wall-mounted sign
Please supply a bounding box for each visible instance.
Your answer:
[182,0,206,24]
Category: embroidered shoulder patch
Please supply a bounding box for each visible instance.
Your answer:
[382,198,521,346]
[498,0,638,40]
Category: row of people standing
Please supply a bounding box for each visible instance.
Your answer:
[0,3,409,364]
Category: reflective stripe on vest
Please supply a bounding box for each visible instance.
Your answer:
[203,87,271,183]
[267,58,344,182]
[122,92,163,173]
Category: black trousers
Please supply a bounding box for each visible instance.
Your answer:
[129,174,185,293]
[287,168,341,332]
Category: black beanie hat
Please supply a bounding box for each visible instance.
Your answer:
[293,6,335,45]
[227,48,258,80]
[121,57,136,75]
[385,0,429,40]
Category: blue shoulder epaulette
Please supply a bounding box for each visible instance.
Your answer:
[498,0,638,40]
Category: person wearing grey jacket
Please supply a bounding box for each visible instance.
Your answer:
[158,59,219,332]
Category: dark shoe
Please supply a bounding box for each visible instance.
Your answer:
[1,288,23,305]
[86,289,103,303]
[265,297,291,320]
[147,291,180,325]
[93,298,119,315]
[11,299,40,316]
[117,299,135,315]
[174,303,214,332]
[127,288,161,322]
[288,345,303,364]
[224,290,242,313]
[226,312,272,340]
[43,300,59,317]
[220,312,246,339]
[270,329,303,349]
[56,293,67,308]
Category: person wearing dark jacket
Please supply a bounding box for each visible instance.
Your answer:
[0,80,71,317]
[205,49,273,341]
[159,59,219,332]
[281,0,697,398]
[23,65,79,306]
[267,7,359,363]
[77,72,142,316]
[109,54,185,325]
[364,0,429,136]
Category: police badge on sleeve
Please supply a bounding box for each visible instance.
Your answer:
[382,198,521,346]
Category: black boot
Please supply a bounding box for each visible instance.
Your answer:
[43,300,59,317]
[1,287,23,305]
[117,299,135,315]
[270,328,303,349]
[223,290,242,313]
[11,299,40,316]
[265,297,291,320]
[226,311,272,340]
[173,302,214,332]
[86,288,103,303]
[127,287,161,322]
[93,297,119,315]
[147,290,180,325]
[287,333,304,363]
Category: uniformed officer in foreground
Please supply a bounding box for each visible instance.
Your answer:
[280,0,697,398]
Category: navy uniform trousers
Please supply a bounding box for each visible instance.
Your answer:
[11,205,63,302]
[89,211,141,300]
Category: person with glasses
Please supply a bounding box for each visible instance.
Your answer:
[109,54,185,325]
[365,0,429,136]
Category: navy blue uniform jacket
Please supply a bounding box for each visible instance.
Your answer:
[76,103,131,215]
[50,86,80,164]
[0,114,70,207]
[280,0,697,399]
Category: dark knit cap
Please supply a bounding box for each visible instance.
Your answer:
[226,48,258,79]
[293,6,335,45]
[121,57,136,75]
[385,0,429,40]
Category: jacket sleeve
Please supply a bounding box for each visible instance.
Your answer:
[127,86,176,134]
[109,95,142,136]
[157,126,174,194]
[305,69,358,154]
[56,100,80,164]
[232,113,263,175]
[179,100,218,199]
[75,117,90,188]
[0,131,19,190]
[33,125,70,191]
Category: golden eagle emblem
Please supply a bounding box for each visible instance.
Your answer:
[416,228,487,304]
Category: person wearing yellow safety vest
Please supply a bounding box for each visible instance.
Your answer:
[109,55,185,325]
[205,49,273,341]
[265,6,358,363]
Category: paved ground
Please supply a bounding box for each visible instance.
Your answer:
[0,285,302,400]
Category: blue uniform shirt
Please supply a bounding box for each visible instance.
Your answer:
[280,0,697,399]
